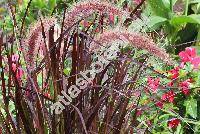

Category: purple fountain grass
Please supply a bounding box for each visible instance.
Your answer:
[90,30,173,64]
[24,17,57,70]
[64,0,128,29]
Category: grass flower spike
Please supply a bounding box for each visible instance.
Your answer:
[90,30,173,64]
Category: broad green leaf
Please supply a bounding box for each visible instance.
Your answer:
[34,0,46,8]
[174,23,198,47]
[49,0,57,9]
[162,0,170,9]
[163,0,178,9]
[148,0,172,18]
[147,16,167,30]
[184,98,197,119]
[170,14,200,25]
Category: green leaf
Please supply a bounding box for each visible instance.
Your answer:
[184,98,197,119]
[63,68,71,75]
[159,114,170,120]
[49,0,57,9]
[170,14,200,26]
[184,63,193,72]
[148,0,172,19]
[179,69,187,77]
[147,16,167,30]
[193,70,200,86]
[162,0,171,9]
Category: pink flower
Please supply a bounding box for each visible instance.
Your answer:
[179,47,200,68]
[191,57,200,69]
[83,20,90,27]
[147,77,160,93]
[168,118,180,129]
[109,13,115,24]
[179,79,191,95]
[179,47,196,62]
[133,90,141,97]
[12,54,19,62]
[134,0,142,5]
[169,67,180,79]
[162,91,175,103]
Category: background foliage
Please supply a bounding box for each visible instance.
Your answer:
[0,0,200,133]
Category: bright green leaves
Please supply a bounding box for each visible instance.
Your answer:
[148,0,172,19]
[184,98,197,119]
[63,67,71,75]
[146,0,200,46]
[170,14,200,26]
[31,0,57,14]
[147,16,167,30]
[49,0,57,10]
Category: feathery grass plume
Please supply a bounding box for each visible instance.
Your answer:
[24,17,57,70]
[90,30,173,64]
[64,0,128,29]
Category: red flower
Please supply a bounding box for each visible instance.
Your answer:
[168,118,180,129]
[136,109,142,117]
[179,79,191,95]
[146,120,152,127]
[147,77,160,93]
[44,92,51,98]
[169,67,180,79]
[156,101,163,109]
[16,67,24,80]
[161,90,175,103]
[167,81,174,87]
[12,63,17,72]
